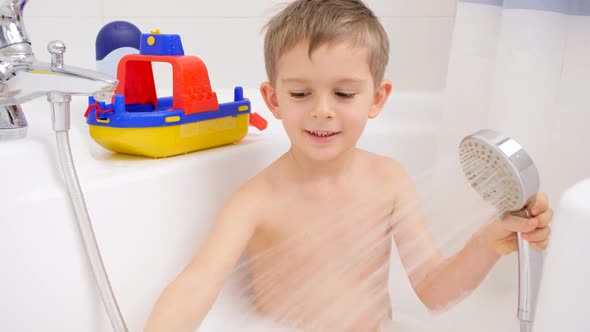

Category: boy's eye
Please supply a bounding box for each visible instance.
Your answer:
[289,92,310,98]
[335,92,356,98]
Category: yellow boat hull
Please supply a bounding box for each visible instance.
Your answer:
[89,114,249,158]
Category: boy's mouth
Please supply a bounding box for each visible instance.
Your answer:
[306,130,340,138]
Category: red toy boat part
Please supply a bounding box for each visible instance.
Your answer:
[249,112,268,131]
[116,54,219,115]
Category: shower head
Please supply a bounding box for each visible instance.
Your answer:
[459,129,542,331]
[459,129,540,215]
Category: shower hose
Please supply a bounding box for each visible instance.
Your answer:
[521,321,532,332]
[56,130,129,332]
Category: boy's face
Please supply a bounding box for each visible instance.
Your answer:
[261,39,392,162]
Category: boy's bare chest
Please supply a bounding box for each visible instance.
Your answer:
[256,185,394,254]
[246,185,394,329]
[246,179,396,281]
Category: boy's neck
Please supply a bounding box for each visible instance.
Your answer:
[286,146,358,183]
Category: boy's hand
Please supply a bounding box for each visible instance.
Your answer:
[480,192,553,256]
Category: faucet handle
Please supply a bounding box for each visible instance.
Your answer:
[47,40,66,68]
[0,0,31,53]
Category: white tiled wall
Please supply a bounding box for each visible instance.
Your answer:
[23,0,456,91]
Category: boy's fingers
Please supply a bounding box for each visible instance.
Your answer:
[536,208,554,228]
[522,226,551,242]
[527,193,549,216]
[530,239,549,250]
[500,214,538,233]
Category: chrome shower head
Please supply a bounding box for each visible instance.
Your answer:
[459,129,540,214]
[459,129,542,332]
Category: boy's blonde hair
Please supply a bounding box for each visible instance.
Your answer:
[263,0,390,86]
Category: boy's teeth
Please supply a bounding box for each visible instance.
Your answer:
[310,131,334,137]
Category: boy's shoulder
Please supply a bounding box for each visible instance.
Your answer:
[356,148,407,179]
[230,165,274,204]
[224,154,286,208]
[356,149,415,198]
[227,150,411,205]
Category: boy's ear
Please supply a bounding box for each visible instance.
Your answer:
[260,82,281,119]
[368,80,393,119]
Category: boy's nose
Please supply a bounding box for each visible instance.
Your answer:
[310,98,335,119]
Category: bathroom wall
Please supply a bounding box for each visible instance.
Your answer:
[437,1,590,205]
[23,0,457,91]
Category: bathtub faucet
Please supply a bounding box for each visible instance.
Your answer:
[0,2,128,331]
[0,0,117,139]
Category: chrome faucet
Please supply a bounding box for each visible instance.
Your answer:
[0,0,117,138]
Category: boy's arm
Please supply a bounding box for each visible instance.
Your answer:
[391,163,550,311]
[144,183,262,332]
[390,164,501,311]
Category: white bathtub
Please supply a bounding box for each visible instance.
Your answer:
[1,89,525,331]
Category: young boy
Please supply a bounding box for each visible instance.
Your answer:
[145,1,553,331]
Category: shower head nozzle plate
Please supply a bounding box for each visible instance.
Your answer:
[459,129,540,213]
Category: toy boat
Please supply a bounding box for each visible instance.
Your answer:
[85,30,267,158]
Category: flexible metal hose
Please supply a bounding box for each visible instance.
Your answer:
[56,131,129,332]
[521,321,532,332]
